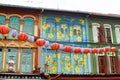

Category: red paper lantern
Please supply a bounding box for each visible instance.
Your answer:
[111,47,117,52]
[18,32,28,41]
[92,48,97,54]
[51,42,60,50]
[74,47,81,53]
[36,39,46,46]
[99,48,104,53]
[83,48,90,54]
[105,47,110,52]
[0,25,10,36]
[63,45,72,53]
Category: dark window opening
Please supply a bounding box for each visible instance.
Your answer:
[0,48,2,52]
[97,27,104,43]
[105,28,112,43]
[77,30,80,35]
[8,49,11,52]
[74,29,77,35]
[110,56,117,73]
[98,56,106,73]
[61,28,64,33]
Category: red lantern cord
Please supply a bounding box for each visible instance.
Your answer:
[50,42,60,51]
[63,45,72,53]
[0,25,117,54]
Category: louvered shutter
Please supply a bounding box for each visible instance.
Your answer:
[92,27,98,42]
[99,26,105,43]
[98,56,108,74]
[115,28,120,43]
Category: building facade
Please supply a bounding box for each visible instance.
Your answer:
[88,15,120,74]
[0,5,120,79]
[40,11,91,75]
[0,6,40,76]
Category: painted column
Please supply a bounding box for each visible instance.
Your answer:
[20,19,23,33]
[32,48,36,70]
[85,18,89,43]
[2,47,7,72]
[17,48,21,73]
[71,52,74,74]
[57,50,61,73]
[34,20,38,36]
[38,47,41,68]
[6,18,9,26]
[85,18,92,74]
[88,53,92,74]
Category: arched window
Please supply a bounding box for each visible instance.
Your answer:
[8,16,20,39]
[0,15,6,38]
[23,18,34,38]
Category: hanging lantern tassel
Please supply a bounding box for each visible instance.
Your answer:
[18,32,28,47]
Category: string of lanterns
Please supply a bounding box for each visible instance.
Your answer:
[0,25,118,54]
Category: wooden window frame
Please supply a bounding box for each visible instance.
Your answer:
[92,23,100,43]
[115,25,120,44]
[104,24,113,43]
[95,53,108,74]
[107,53,117,74]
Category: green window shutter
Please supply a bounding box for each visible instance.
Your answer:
[23,18,34,38]
[0,15,6,38]
[21,48,32,73]
[0,48,3,71]
[6,48,18,72]
[8,16,20,39]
